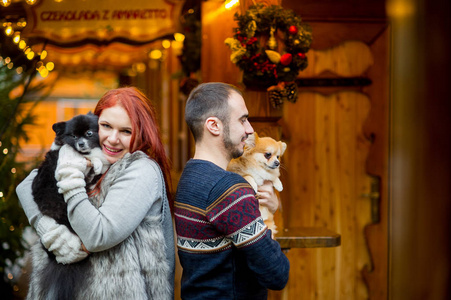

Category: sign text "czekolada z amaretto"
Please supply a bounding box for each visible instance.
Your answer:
[40,9,168,22]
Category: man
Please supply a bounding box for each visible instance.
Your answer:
[174,82,290,299]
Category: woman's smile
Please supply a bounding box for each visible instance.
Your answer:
[103,145,123,154]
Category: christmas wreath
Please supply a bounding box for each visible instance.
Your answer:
[225,4,312,107]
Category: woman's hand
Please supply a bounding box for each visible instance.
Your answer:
[86,159,92,168]
[37,216,89,264]
[256,181,279,214]
[81,243,91,254]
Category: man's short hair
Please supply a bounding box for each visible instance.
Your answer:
[185,82,243,142]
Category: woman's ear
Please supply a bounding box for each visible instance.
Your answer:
[205,117,221,136]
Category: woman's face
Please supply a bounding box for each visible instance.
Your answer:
[98,105,133,164]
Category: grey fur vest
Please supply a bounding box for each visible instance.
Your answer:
[28,151,172,300]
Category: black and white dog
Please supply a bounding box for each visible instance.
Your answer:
[29,112,109,300]
[32,112,108,229]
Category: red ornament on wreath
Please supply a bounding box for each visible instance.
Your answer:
[280,53,293,66]
[298,53,306,59]
[288,25,298,35]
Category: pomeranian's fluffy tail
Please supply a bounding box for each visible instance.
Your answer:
[28,243,90,300]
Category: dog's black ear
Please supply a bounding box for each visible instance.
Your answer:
[86,111,99,122]
[52,122,66,136]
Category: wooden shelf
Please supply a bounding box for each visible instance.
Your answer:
[275,227,341,249]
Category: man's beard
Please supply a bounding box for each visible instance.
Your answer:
[223,124,245,159]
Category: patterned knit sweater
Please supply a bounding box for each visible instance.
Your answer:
[175,159,289,299]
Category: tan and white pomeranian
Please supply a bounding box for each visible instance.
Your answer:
[227,132,287,237]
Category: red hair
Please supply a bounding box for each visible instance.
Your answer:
[92,87,173,211]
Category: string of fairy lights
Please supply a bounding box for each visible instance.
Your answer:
[1,0,39,7]
[1,2,45,294]
[1,0,54,78]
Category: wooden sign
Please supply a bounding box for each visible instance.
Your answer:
[23,0,184,44]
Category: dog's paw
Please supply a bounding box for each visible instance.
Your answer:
[91,157,104,175]
[273,179,283,192]
[244,175,259,192]
[86,148,110,174]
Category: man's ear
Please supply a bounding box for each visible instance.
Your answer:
[205,117,221,136]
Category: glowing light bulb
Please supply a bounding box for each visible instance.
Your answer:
[149,49,162,60]
[0,0,11,8]
[46,62,55,71]
[13,33,20,43]
[133,62,146,73]
[162,40,171,49]
[18,18,27,27]
[171,40,183,50]
[18,40,27,49]
[40,50,47,59]
[27,51,35,60]
[4,26,13,36]
[39,68,49,78]
[225,0,239,10]
[174,33,185,42]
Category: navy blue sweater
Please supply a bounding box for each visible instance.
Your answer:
[174,159,290,299]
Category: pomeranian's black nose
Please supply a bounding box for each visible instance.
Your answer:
[274,160,280,167]
[78,141,85,148]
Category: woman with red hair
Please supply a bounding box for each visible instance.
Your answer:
[17,87,175,299]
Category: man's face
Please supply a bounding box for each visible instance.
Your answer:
[222,91,254,159]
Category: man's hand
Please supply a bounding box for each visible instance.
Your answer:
[256,181,279,214]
